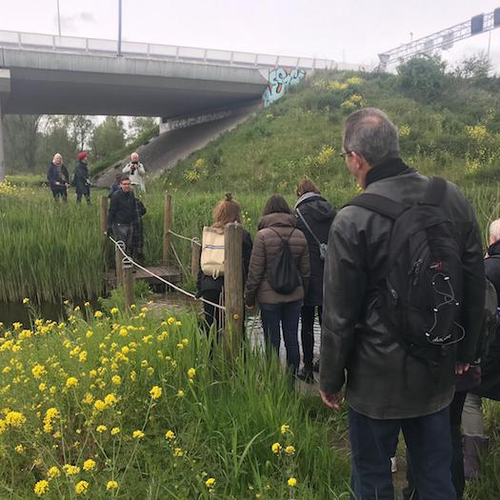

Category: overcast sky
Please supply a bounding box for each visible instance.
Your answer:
[1,0,500,69]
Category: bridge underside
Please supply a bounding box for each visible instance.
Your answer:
[0,49,268,117]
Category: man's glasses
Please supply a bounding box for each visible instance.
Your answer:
[339,150,353,159]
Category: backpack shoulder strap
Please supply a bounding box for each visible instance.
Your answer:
[347,193,406,220]
[296,209,321,246]
[268,227,295,241]
[419,177,447,206]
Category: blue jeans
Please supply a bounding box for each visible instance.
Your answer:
[349,406,456,500]
[260,300,301,374]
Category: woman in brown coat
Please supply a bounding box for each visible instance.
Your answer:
[245,195,310,375]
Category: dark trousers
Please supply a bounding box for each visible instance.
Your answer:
[260,300,301,374]
[349,406,456,500]
[403,391,467,500]
[113,223,134,255]
[202,289,223,337]
[300,305,322,370]
[76,188,91,204]
[51,187,67,202]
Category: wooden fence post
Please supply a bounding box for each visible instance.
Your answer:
[162,193,172,265]
[224,223,243,356]
[115,241,124,286]
[191,239,201,280]
[123,258,135,310]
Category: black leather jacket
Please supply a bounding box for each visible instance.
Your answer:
[320,171,485,419]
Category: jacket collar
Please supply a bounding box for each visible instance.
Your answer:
[488,239,500,257]
[365,157,415,188]
[258,212,296,230]
[294,192,321,209]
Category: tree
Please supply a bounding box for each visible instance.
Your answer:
[128,116,158,141]
[4,115,42,171]
[90,116,126,161]
[397,55,446,104]
[37,116,77,169]
[64,115,95,152]
[454,52,492,80]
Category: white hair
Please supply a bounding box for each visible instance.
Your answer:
[52,153,62,162]
[131,152,139,160]
[490,219,500,244]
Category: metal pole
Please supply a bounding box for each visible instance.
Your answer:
[56,0,62,37]
[117,0,122,57]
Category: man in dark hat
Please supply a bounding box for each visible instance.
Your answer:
[74,152,91,204]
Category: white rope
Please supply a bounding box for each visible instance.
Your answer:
[108,236,225,311]
[168,229,201,246]
[170,240,189,281]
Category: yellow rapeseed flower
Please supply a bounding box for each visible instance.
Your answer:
[150,386,162,399]
[34,479,50,497]
[112,375,122,386]
[96,425,107,433]
[22,298,30,304]
[83,459,96,471]
[205,477,216,488]
[94,400,106,412]
[110,307,119,315]
[288,477,297,487]
[32,365,46,379]
[111,427,121,436]
[104,393,117,406]
[177,389,185,398]
[106,481,119,490]
[133,430,144,439]
[63,464,80,476]
[15,444,24,453]
[65,377,79,389]
[173,447,184,457]
[47,466,60,479]
[271,442,282,454]
[75,480,89,495]
[281,424,290,434]
[5,411,26,428]
[165,430,175,440]
[187,368,196,379]
[167,316,176,325]
[285,445,295,455]
[94,311,104,319]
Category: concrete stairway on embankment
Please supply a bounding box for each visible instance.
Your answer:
[95,103,260,189]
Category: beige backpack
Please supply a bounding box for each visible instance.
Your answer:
[200,226,225,278]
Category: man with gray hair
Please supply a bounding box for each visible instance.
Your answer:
[320,108,485,499]
[123,152,146,192]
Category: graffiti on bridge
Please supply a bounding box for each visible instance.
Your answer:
[263,67,306,106]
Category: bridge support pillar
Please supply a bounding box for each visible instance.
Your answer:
[0,100,4,183]
[0,69,11,183]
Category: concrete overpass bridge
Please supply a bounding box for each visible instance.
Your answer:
[0,29,343,180]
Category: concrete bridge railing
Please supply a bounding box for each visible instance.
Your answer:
[0,29,337,70]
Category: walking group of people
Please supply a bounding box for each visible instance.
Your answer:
[196,107,500,500]
[196,182,336,383]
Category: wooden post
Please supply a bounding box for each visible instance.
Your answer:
[99,196,108,237]
[224,223,244,356]
[162,193,172,264]
[115,245,124,286]
[191,239,201,280]
[123,258,135,310]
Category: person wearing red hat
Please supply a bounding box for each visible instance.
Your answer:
[74,152,91,204]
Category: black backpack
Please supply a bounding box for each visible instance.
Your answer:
[268,228,301,294]
[348,177,464,362]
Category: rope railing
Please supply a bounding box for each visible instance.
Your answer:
[168,229,201,246]
[108,236,225,312]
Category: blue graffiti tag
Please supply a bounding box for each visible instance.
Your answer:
[263,67,306,106]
